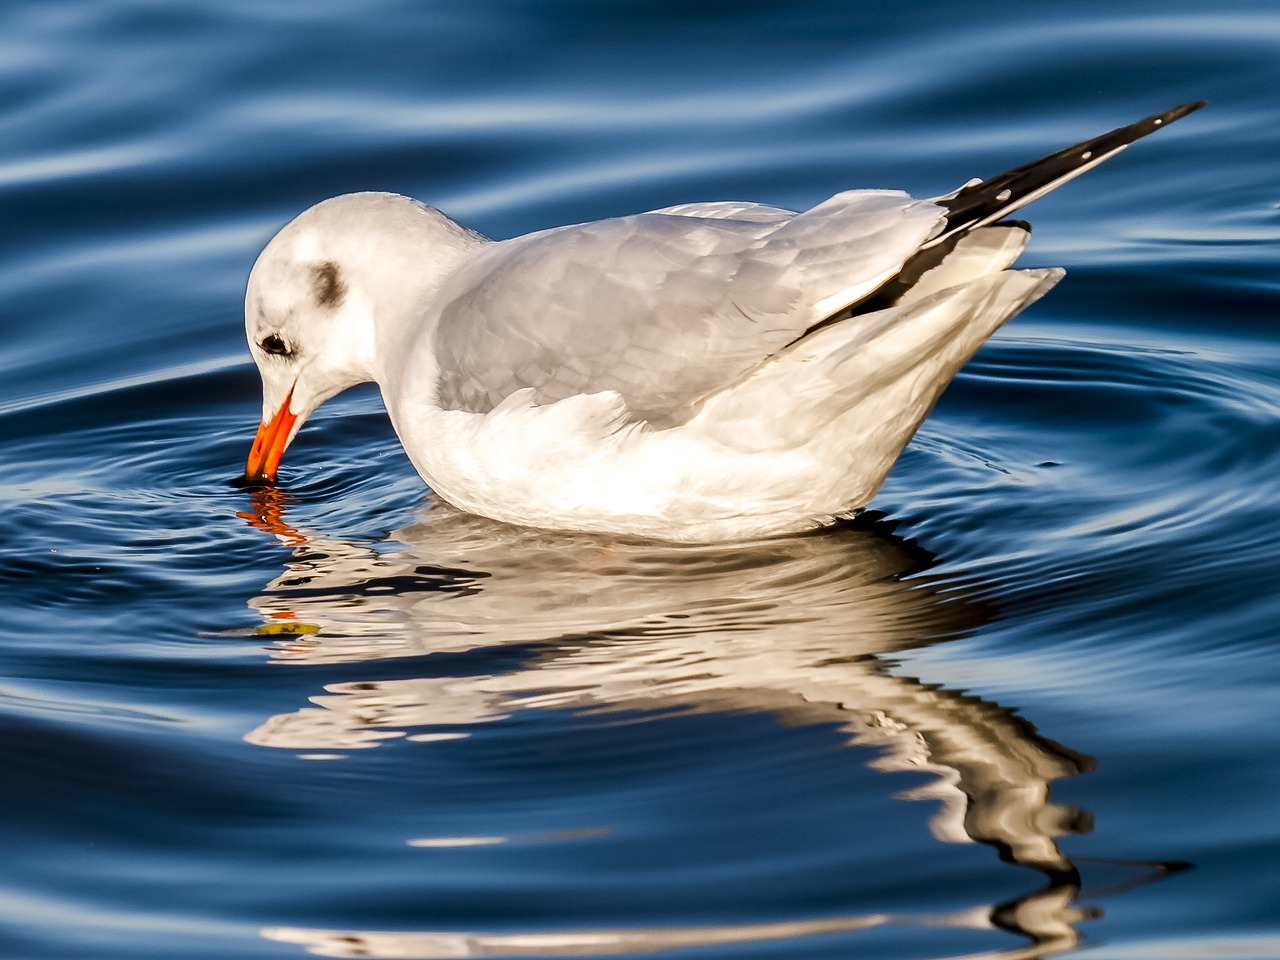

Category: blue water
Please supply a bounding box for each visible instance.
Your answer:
[3,2,1279,958]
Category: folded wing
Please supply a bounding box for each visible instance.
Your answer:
[430,192,944,426]
[428,101,1204,429]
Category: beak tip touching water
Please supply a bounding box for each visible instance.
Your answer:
[242,390,297,486]
[231,470,274,489]
[240,431,282,486]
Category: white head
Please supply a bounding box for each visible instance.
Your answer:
[242,192,484,482]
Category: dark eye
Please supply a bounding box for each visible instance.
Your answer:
[260,334,291,357]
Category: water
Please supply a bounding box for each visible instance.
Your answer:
[2,1,1279,958]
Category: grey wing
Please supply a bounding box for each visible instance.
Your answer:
[431,192,944,426]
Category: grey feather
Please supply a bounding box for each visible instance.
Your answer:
[431,193,943,426]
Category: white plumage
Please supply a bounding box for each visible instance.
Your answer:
[242,103,1202,542]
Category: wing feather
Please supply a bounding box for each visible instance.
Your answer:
[643,200,797,224]
[430,194,944,426]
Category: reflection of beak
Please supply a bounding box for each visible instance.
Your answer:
[236,484,306,544]
[244,388,297,483]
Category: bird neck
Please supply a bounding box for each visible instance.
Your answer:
[367,231,486,392]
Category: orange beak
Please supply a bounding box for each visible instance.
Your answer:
[244,389,298,483]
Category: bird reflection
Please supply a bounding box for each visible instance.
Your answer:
[237,487,1179,960]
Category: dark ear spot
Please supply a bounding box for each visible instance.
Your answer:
[312,261,347,308]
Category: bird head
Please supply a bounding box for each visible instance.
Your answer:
[241,192,483,483]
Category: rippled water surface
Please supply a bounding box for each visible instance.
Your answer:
[3,2,1280,958]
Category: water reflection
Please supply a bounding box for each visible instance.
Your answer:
[238,489,1176,960]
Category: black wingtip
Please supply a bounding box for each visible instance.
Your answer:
[1132,101,1206,138]
[931,100,1206,245]
[1155,100,1208,123]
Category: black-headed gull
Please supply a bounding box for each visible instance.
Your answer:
[243,102,1202,542]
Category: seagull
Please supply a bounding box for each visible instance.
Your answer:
[242,102,1203,542]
